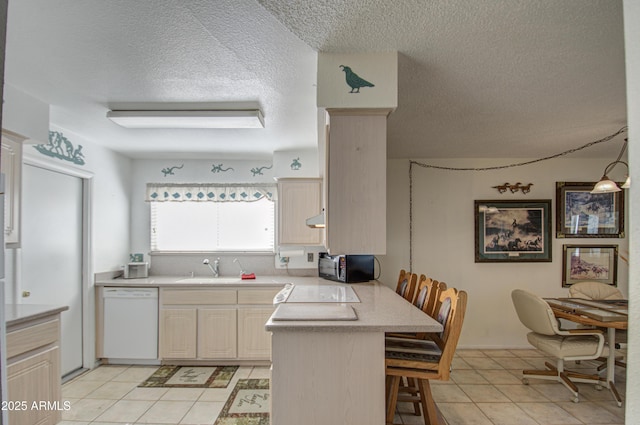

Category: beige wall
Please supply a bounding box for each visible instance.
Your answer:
[623,0,639,420]
[382,157,629,348]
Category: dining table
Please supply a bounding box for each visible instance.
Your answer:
[544,297,627,407]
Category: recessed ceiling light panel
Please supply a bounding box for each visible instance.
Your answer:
[106,109,264,129]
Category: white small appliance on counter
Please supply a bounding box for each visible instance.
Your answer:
[124,262,149,279]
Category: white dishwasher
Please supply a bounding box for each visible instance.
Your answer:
[102,287,158,360]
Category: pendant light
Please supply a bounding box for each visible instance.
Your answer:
[591,138,630,194]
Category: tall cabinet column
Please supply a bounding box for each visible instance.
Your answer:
[325,109,389,255]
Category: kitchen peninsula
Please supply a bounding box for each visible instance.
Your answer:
[266,281,442,425]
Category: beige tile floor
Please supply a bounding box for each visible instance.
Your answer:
[59,349,626,425]
[60,364,270,425]
[395,349,626,425]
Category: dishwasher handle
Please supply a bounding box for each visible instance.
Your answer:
[103,287,158,298]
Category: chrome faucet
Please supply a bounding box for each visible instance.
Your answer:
[233,258,246,276]
[203,258,220,277]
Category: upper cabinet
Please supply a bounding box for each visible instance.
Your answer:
[325,109,388,255]
[1,130,24,247]
[277,178,323,246]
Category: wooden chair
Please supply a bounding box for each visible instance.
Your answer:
[386,275,442,416]
[395,270,418,303]
[424,279,447,318]
[413,279,447,340]
[387,277,444,339]
[385,288,468,425]
[398,274,446,317]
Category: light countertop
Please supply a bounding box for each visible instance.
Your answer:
[266,282,443,333]
[5,304,69,327]
[94,275,318,287]
[95,275,442,334]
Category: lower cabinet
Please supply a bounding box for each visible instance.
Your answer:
[6,312,64,425]
[8,347,60,425]
[238,308,274,359]
[197,308,237,359]
[159,286,280,362]
[160,309,197,359]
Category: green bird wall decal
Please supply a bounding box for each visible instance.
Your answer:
[339,65,375,93]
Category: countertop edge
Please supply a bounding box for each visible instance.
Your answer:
[94,275,326,287]
[6,305,69,328]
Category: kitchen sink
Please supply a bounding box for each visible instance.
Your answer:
[176,277,243,284]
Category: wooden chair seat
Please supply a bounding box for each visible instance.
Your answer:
[385,336,442,361]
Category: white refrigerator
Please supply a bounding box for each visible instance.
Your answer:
[0,173,7,425]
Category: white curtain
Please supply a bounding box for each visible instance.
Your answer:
[146,183,276,202]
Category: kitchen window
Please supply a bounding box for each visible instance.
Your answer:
[148,183,275,252]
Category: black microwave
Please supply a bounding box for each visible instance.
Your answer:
[318,253,375,283]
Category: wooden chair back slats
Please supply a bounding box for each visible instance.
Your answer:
[413,275,432,310]
[395,270,418,303]
[425,280,447,318]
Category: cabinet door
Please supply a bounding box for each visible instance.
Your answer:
[197,308,237,359]
[326,111,387,254]
[237,307,274,360]
[278,179,323,245]
[8,346,61,425]
[1,135,23,247]
[160,309,196,359]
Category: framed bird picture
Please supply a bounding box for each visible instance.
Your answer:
[474,200,552,263]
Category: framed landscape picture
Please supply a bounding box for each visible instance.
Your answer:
[556,182,624,238]
[562,244,618,287]
[474,200,552,263]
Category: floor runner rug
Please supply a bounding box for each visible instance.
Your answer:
[214,379,270,425]
[139,365,238,388]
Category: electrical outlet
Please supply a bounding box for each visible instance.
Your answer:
[307,252,314,262]
[280,256,289,264]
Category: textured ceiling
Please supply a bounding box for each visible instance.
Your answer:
[4,0,628,159]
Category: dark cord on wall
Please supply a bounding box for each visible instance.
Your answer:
[407,126,628,272]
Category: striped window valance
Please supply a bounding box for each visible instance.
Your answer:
[146,183,276,202]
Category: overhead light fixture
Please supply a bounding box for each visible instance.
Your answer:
[591,138,631,194]
[106,109,264,129]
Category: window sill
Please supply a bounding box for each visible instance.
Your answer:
[149,251,274,256]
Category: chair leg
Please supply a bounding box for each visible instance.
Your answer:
[406,377,421,415]
[609,381,623,407]
[559,372,580,403]
[386,375,401,424]
[417,379,439,425]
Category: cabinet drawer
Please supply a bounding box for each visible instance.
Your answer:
[238,288,283,305]
[162,289,237,305]
[6,319,59,359]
